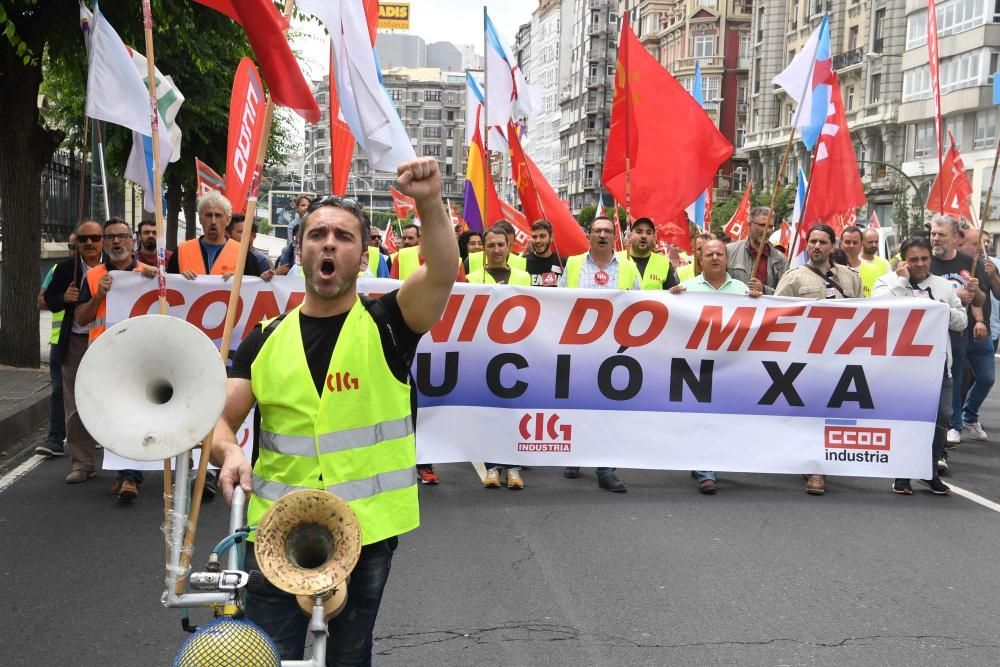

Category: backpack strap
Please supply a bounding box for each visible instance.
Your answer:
[360,294,416,384]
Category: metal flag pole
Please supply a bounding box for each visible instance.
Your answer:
[94,120,111,220]
[481,5,490,282]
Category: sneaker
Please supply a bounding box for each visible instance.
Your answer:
[417,466,440,485]
[920,478,951,495]
[805,474,826,495]
[946,429,962,445]
[964,421,988,441]
[698,479,717,495]
[892,479,913,495]
[937,458,949,474]
[563,467,581,479]
[65,470,96,484]
[118,479,139,502]
[35,442,65,457]
[483,467,501,488]
[506,467,524,490]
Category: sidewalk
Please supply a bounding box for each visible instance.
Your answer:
[0,313,55,456]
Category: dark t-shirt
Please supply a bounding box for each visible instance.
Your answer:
[485,267,512,284]
[932,251,991,337]
[631,255,679,289]
[523,252,567,287]
[230,291,422,394]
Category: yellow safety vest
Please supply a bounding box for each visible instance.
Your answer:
[466,266,532,286]
[615,251,671,290]
[468,250,526,273]
[247,300,418,545]
[358,246,380,278]
[675,263,695,283]
[859,256,890,297]
[564,253,641,289]
[44,266,63,345]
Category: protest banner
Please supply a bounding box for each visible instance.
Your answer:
[106,274,948,479]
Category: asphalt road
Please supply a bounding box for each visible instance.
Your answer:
[2,387,999,665]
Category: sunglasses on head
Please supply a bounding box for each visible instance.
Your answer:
[78,234,103,243]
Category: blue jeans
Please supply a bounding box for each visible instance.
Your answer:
[950,335,996,429]
[694,471,716,482]
[46,343,65,446]
[245,537,397,666]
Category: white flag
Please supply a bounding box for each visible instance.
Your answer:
[484,12,542,127]
[299,0,415,172]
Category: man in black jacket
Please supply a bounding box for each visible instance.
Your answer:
[41,220,105,482]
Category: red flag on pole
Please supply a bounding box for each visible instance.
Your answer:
[225,58,268,214]
[869,210,881,229]
[777,219,792,250]
[499,201,531,253]
[194,0,320,124]
[382,220,398,254]
[928,0,944,172]
[926,132,974,223]
[613,201,625,252]
[390,185,416,220]
[602,19,732,220]
[655,214,692,254]
[801,76,866,228]
[722,182,753,241]
[195,158,224,196]
[507,120,589,256]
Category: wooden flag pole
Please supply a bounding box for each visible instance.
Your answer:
[973,132,1000,268]
[784,142,821,270]
[173,0,294,593]
[750,127,797,280]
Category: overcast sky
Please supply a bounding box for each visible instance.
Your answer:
[294,0,538,79]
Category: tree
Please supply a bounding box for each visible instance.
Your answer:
[2,0,295,367]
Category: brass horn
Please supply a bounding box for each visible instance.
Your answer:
[254,489,362,620]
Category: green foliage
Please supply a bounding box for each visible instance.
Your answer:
[578,204,596,227]
[0,0,39,66]
[710,184,794,237]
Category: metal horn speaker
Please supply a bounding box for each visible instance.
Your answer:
[75,314,227,461]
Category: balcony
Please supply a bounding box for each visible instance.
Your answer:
[588,0,609,7]
[674,56,725,71]
[737,56,751,70]
[585,99,603,113]
[584,127,602,140]
[586,75,608,88]
[732,0,753,14]
[832,47,863,71]
[588,23,608,37]
[737,102,749,114]
[583,152,599,164]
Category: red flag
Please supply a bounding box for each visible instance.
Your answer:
[801,76,866,228]
[225,58,268,214]
[928,0,944,168]
[507,120,589,256]
[705,187,714,227]
[499,201,531,253]
[655,214,692,254]
[383,221,398,254]
[869,210,881,229]
[329,0,379,195]
[777,219,792,250]
[602,19,732,220]
[448,200,467,232]
[612,199,624,252]
[194,0,320,124]
[195,158,224,197]
[926,133,974,223]
[723,182,753,241]
[390,186,416,220]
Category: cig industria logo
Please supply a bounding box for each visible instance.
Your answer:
[517,412,572,452]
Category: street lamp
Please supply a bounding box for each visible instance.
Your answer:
[349,175,375,213]
[855,158,926,227]
[300,147,328,191]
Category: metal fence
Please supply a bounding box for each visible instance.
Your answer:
[38,150,125,241]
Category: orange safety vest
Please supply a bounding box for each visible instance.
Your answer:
[177,238,241,275]
[85,262,151,342]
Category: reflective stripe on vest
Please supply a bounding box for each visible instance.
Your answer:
[248,301,418,545]
[259,416,414,457]
[565,253,639,289]
[177,238,242,275]
[615,251,671,290]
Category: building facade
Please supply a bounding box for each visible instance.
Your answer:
[522,0,566,189]
[742,0,907,225]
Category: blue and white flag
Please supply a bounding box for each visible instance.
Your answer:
[773,15,831,151]
[484,12,542,127]
[684,62,709,229]
[790,167,809,266]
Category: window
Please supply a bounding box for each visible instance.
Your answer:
[446,111,454,121]
[754,58,761,93]
[940,50,981,92]
[902,65,931,101]
[445,164,453,176]
[422,144,441,156]
[874,8,886,51]
[914,122,935,158]
[757,7,765,42]
[704,76,720,102]
[737,80,748,103]
[694,35,715,58]
[733,166,749,192]
[410,91,419,102]
[425,90,441,102]
[870,73,882,102]
[739,33,752,61]
[390,89,403,101]
[786,103,794,125]
[447,92,458,104]
[937,0,986,36]
[907,10,927,49]
[422,126,442,138]
[975,109,996,149]
[736,126,746,148]
[848,26,858,51]
[790,1,799,30]
[788,49,796,66]
[945,115,964,149]
[846,85,855,110]
[424,108,442,121]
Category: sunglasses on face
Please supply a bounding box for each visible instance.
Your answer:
[103,233,132,242]
[78,234,103,243]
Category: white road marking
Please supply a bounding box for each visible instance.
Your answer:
[949,482,1000,513]
[0,455,45,495]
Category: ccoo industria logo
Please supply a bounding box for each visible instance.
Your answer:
[517,412,572,452]
[824,419,891,463]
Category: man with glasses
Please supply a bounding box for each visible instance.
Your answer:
[35,233,76,458]
[558,216,639,493]
[212,157,457,664]
[74,218,156,499]
[42,221,104,463]
[727,207,788,294]
[366,227,392,278]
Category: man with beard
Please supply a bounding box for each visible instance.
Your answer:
[73,218,156,497]
[523,220,566,287]
[226,215,275,279]
[166,191,265,279]
[136,220,173,266]
[615,217,678,290]
[727,207,788,294]
[858,227,891,296]
[212,157,456,665]
[929,216,993,446]
[775,224,861,496]
[41,221,105,461]
[559,216,638,493]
